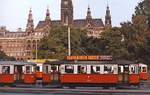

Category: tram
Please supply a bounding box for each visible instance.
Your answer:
[0,56,148,88]
[0,61,36,86]
[42,56,141,88]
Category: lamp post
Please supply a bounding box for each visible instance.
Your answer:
[68,26,71,56]
[35,39,38,60]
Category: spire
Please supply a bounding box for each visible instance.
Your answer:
[28,8,33,21]
[86,5,92,25]
[45,6,51,21]
[26,8,34,34]
[86,5,92,19]
[105,3,112,29]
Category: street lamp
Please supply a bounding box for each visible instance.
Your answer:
[68,26,71,56]
[35,39,38,60]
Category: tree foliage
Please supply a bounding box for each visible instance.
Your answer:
[135,0,150,16]
[0,51,16,61]
[38,26,87,59]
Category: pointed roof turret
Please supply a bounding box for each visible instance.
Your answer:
[86,5,92,19]
[105,4,112,29]
[86,5,92,26]
[28,8,33,21]
[26,8,34,34]
[45,6,51,21]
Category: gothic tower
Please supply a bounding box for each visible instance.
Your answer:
[105,5,112,29]
[61,0,73,26]
[86,6,92,26]
[26,8,34,34]
[45,7,51,25]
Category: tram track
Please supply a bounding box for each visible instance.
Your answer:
[0,87,150,94]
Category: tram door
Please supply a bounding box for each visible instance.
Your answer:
[14,65,23,82]
[118,65,129,83]
[51,65,60,83]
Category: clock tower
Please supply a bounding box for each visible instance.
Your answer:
[61,0,73,26]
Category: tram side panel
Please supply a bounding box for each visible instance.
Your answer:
[60,64,118,86]
[139,63,148,81]
[0,65,15,84]
[35,64,43,79]
[23,65,36,84]
[129,64,140,84]
[42,65,54,84]
[118,64,140,85]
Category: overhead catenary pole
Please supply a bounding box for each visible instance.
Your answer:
[36,39,38,60]
[68,26,71,56]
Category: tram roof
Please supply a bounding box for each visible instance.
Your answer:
[44,60,116,65]
[116,60,136,65]
[0,61,36,65]
[44,60,136,65]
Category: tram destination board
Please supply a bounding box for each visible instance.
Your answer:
[65,55,113,61]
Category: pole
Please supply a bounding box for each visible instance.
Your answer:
[36,40,38,60]
[68,27,71,56]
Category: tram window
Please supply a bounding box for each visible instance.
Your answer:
[130,66,138,74]
[26,66,31,74]
[78,66,87,74]
[65,65,74,74]
[51,65,57,72]
[118,66,124,73]
[131,67,135,74]
[104,65,113,74]
[45,66,49,73]
[142,67,146,72]
[2,66,10,74]
[124,66,129,73]
[118,66,121,73]
[36,66,40,72]
[139,67,142,72]
[91,66,100,74]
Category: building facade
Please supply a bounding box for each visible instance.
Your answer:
[0,0,111,60]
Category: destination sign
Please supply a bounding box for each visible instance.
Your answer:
[65,55,113,61]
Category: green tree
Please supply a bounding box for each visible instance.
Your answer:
[38,26,87,59]
[135,0,150,16]
[99,27,130,60]
[0,51,16,61]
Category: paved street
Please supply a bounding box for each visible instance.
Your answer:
[0,81,150,95]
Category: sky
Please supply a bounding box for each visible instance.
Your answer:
[0,0,141,31]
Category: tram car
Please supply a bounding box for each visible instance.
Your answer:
[0,61,36,86]
[27,59,59,80]
[42,56,141,88]
[139,63,148,80]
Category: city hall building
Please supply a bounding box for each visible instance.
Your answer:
[0,0,111,60]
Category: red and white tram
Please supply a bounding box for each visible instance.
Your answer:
[42,56,141,88]
[0,61,36,86]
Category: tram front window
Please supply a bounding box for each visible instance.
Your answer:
[142,67,146,72]
[51,65,57,72]
[65,65,74,74]
[36,66,40,72]
[2,66,10,74]
[26,66,31,74]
